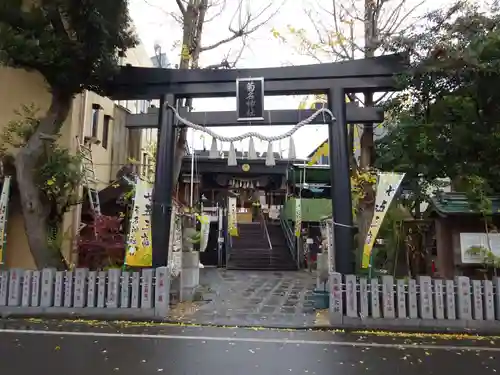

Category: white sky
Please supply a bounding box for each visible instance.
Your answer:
[129,0,453,158]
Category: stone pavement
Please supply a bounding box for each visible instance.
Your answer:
[168,268,320,327]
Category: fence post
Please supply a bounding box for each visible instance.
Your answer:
[21,270,32,307]
[456,276,472,320]
[382,276,395,319]
[87,271,97,308]
[41,268,56,307]
[329,272,343,324]
[396,279,407,318]
[141,269,154,309]
[120,271,131,309]
[370,278,380,318]
[433,279,445,320]
[130,272,140,309]
[493,277,500,320]
[64,271,74,307]
[74,268,89,308]
[359,277,369,319]
[0,270,8,306]
[445,279,456,320]
[107,269,121,308]
[155,266,171,316]
[408,279,418,319]
[418,276,433,319]
[345,274,357,318]
[97,271,107,308]
[54,271,64,307]
[31,270,41,307]
[483,280,495,321]
[471,279,483,320]
[7,269,22,307]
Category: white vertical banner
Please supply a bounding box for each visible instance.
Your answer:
[228,197,238,236]
[0,176,11,265]
[294,198,302,237]
[199,214,210,252]
[169,205,182,277]
[361,172,405,268]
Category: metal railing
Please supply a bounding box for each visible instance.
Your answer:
[279,209,297,264]
[259,212,273,251]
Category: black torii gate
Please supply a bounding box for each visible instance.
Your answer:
[107,53,407,274]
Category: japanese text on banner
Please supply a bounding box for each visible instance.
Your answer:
[361,172,405,269]
[228,197,238,236]
[125,180,153,267]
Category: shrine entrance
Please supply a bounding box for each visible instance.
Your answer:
[107,54,407,275]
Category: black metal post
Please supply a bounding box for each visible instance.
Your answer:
[152,94,176,268]
[327,87,354,274]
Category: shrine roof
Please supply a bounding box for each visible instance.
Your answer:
[428,192,500,217]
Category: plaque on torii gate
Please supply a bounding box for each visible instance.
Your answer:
[236,77,265,122]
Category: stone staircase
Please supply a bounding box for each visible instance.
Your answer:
[227,222,297,270]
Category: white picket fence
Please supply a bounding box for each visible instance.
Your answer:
[329,273,500,330]
[0,267,171,319]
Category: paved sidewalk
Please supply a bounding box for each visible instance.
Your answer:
[168,268,320,327]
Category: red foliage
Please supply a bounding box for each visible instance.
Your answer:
[77,215,125,269]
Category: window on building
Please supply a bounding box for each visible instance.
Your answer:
[91,103,101,138]
[102,115,111,149]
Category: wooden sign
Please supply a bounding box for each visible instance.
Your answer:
[236,77,264,121]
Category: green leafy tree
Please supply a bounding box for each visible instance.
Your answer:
[0,0,137,268]
[376,1,500,210]
[272,0,428,261]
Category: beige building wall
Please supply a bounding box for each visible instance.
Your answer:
[0,67,78,269]
[115,43,157,180]
[0,41,154,269]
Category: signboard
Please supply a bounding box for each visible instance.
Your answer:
[125,180,153,267]
[228,197,238,236]
[361,172,405,268]
[236,77,264,121]
[460,233,500,263]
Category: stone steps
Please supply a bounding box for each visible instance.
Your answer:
[227,223,296,271]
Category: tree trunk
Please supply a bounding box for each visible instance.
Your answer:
[14,88,73,269]
[357,93,376,264]
[172,0,208,194]
[355,0,378,269]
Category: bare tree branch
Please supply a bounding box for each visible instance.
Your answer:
[204,0,228,23]
[384,1,425,36]
[176,0,186,15]
[143,0,183,25]
[200,0,284,52]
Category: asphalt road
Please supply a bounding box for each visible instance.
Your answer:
[0,319,499,375]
